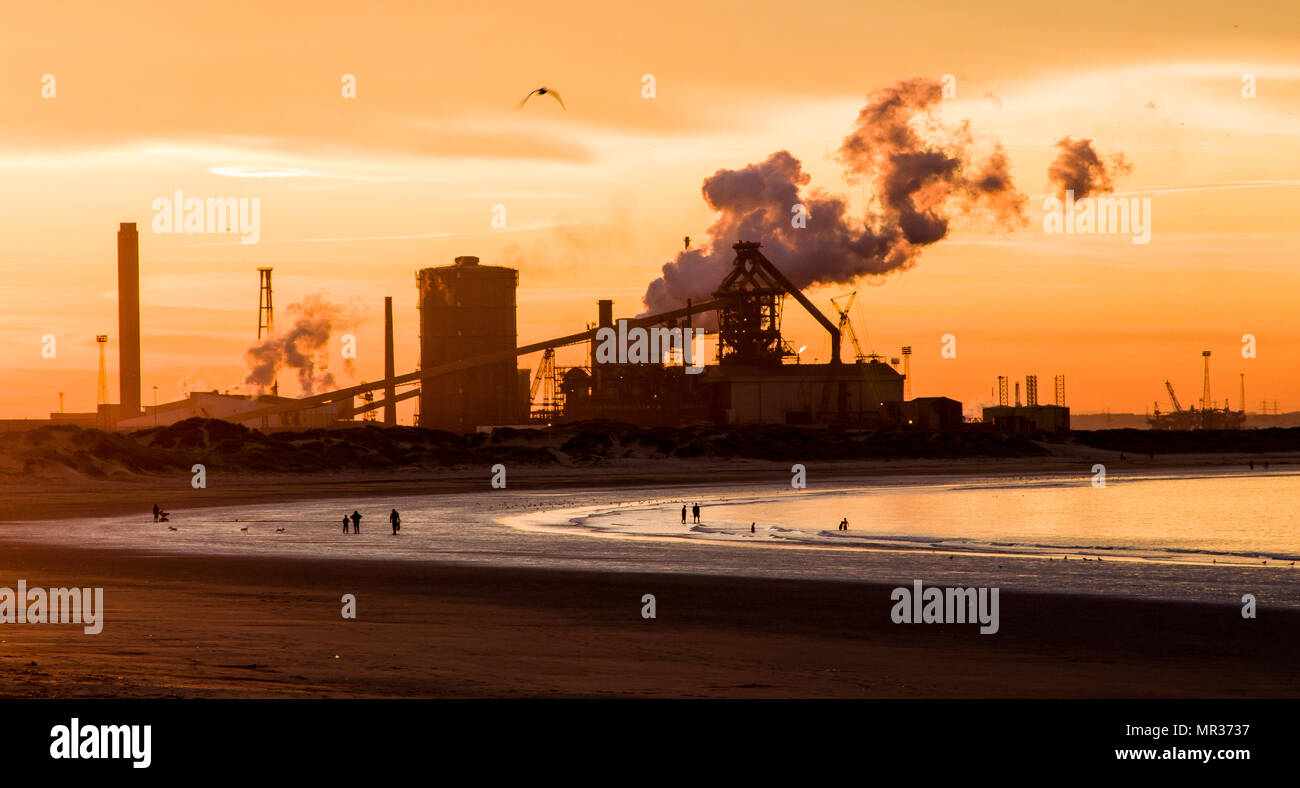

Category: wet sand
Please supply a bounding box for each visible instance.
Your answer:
[1,540,1297,698]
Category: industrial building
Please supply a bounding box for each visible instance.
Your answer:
[200,240,935,431]
[981,373,1070,434]
[505,241,908,427]
[116,392,349,430]
[416,256,522,431]
[47,228,973,434]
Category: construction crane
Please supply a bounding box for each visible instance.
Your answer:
[830,292,888,363]
[1164,380,1183,413]
[529,348,561,418]
[829,292,866,362]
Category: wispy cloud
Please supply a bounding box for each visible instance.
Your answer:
[183,220,569,246]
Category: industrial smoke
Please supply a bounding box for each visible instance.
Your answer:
[1047,137,1132,199]
[244,295,357,396]
[642,78,1027,314]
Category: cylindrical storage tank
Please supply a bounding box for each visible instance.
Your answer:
[417,255,518,431]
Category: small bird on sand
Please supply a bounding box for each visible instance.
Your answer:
[517,87,565,110]
[239,527,248,532]
[167,526,178,531]
[276,528,286,533]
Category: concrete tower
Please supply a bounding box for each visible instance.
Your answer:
[416,256,518,431]
[384,296,396,426]
[116,223,142,420]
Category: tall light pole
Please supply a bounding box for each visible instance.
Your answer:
[153,385,159,426]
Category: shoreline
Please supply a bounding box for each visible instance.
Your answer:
[2,452,1289,525]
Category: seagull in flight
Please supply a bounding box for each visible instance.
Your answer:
[518,86,566,111]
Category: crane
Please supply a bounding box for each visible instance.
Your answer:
[830,292,881,363]
[1164,380,1184,413]
[529,348,559,418]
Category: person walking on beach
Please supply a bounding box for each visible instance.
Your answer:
[343,514,350,533]
[692,503,700,524]
[751,522,755,534]
[681,505,687,525]
[153,504,161,522]
[390,508,401,535]
[351,510,362,533]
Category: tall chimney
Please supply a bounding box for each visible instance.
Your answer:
[117,223,141,420]
[384,296,396,426]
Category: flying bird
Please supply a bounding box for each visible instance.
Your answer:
[517,86,565,111]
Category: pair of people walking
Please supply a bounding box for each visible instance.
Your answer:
[680,503,701,524]
[343,511,361,533]
[340,509,402,534]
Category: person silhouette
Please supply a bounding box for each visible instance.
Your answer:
[692,503,700,524]
[681,505,687,525]
[751,522,755,534]
[390,508,401,535]
[343,514,350,534]
[351,510,362,533]
[153,504,161,522]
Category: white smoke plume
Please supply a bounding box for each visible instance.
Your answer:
[642,78,1027,314]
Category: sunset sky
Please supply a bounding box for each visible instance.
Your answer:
[2,0,1297,421]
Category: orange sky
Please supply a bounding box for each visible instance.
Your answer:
[2,0,1298,420]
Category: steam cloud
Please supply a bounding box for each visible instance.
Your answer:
[1047,136,1132,199]
[244,295,357,396]
[642,78,1027,314]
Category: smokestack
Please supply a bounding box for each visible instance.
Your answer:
[597,299,613,328]
[384,296,396,426]
[117,223,141,420]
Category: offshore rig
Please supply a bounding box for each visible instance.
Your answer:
[1149,351,1246,430]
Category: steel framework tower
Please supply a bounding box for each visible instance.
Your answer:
[1201,350,1212,410]
[901,346,913,399]
[258,267,274,338]
[1054,374,1066,406]
[997,375,1008,407]
[258,268,278,396]
[1025,375,1039,406]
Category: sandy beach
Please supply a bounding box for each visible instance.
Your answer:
[1,541,1296,698]
[1,458,1298,698]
